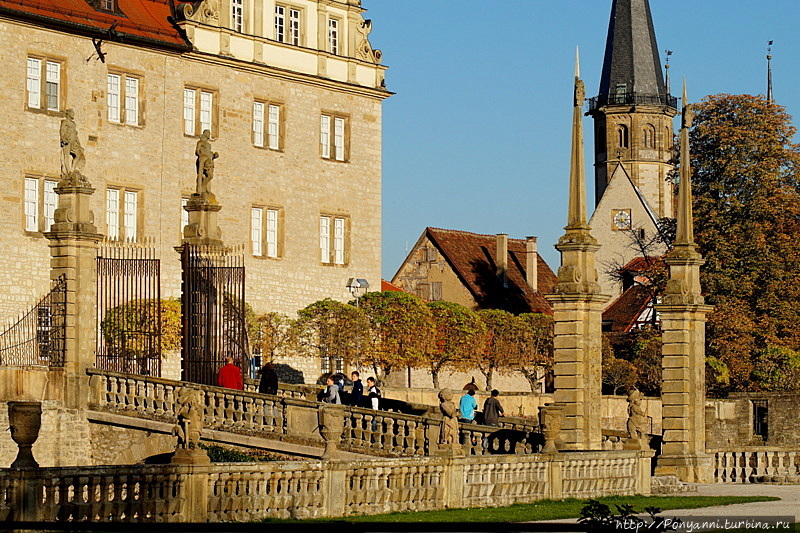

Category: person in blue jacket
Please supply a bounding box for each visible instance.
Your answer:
[458,389,477,423]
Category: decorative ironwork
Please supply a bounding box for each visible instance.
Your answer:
[181,245,248,386]
[588,93,678,113]
[0,276,66,366]
[96,240,162,376]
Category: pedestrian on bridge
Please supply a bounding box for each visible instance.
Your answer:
[323,376,341,404]
[258,362,279,395]
[217,357,243,390]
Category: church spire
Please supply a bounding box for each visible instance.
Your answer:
[767,41,774,102]
[597,0,670,105]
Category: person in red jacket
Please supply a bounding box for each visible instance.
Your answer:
[217,356,243,390]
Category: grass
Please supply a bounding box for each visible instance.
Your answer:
[261,495,777,524]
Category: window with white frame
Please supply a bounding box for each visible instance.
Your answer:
[23,177,58,233]
[253,101,282,150]
[183,87,216,136]
[99,0,115,11]
[328,18,339,55]
[275,5,301,45]
[231,0,243,32]
[181,197,189,237]
[26,57,62,112]
[107,73,140,125]
[320,113,347,161]
[106,187,140,241]
[320,214,348,265]
[251,207,281,258]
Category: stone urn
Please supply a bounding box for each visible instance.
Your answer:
[538,403,565,454]
[318,404,345,460]
[8,402,42,468]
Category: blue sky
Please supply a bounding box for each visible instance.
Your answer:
[364,1,800,280]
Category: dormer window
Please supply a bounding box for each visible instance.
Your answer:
[99,0,114,11]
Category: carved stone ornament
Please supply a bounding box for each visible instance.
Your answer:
[539,403,565,453]
[179,0,218,24]
[59,109,91,188]
[172,387,210,464]
[8,401,42,468]
[354,17,382,64]
[318,404,345,460]
[624,389,649,450]
[195,129,219,203]
[574,78,586,107]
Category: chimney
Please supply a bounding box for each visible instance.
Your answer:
[526,236,538,292]
[496,234,508,286]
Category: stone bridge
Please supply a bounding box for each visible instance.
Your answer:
[86,369,546,463]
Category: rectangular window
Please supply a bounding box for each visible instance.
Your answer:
[106,189,120,240]
[320,215,348,265]
[232,0,243,32]
[266,208,278,258]
[125,77,139,125]
[123,190,138,241]
[100,0,114,10]
[45,61,60,111]
[321,113,348,161]
[333,217,345,265]
[253,101,265,147]
[328,18,339,55]
[199,91,213,133]
[319,216,330,263]
[43,179,57,230]
[251,207,263,256]
[24,178,38,232]
[107,74,121,122]
[184,87,216,136]
[268,104,280,150]
[183,88,196,135]
[26,58,41,109]
[274,5,285,42]
[289,9,301,45]
[181,197,189,237]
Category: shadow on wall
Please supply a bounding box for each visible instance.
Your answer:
[275,364,304,384]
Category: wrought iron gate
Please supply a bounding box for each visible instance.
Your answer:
[96,241,161,376]
[181,245,247,386]
[0,275,66,366]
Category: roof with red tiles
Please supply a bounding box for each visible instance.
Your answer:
[0,0,190,49]
[381,279,406,293]
[602,285,652,332]
[424,227,557,315]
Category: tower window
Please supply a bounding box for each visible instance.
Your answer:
[614,83,627,104]
[617,124,629,149]
[643,124,656,149]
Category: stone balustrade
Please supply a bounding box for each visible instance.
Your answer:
[0,451,652,523]
[87,369,543,458]
[712,448,800,483]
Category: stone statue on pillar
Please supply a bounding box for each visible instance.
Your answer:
[624,390,649,450]
[436,390,462,456]
[195,130,218,203]
[59,109,90,187]
[172,387,210,464]
[181,131,223,247]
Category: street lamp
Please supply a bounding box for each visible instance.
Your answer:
[346,278,370,307]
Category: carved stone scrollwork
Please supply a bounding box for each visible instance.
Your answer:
[184,0,218,25]
[354,17,382,64]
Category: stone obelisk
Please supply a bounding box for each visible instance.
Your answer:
[545,51,609,451]
[654,81,714,482]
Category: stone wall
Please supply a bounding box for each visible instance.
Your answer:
[706,394,800,449]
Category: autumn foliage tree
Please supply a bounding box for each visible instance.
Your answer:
[689,94,800,393]
[424,301,486,389]
[517,313,555,393]
[358,291,434,381]
[292,299,369,374]
[249,312,296,362]
[473,309,529,391]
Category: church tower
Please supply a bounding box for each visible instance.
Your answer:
[589,0,677,218]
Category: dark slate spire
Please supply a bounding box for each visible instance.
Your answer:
[596,0,671,106]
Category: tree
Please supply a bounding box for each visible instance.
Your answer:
[358,291,434,381]
[292,299,369,376]
[249,312,296,362]
[424,301,486,389]
[689,94,800,391]
[517,313,554,393]
[474,309,528,391]
[100,298,181,354]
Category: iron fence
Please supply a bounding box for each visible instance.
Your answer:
[181,245,248,386]
[0,275,66,366]
[588,92,678,112]
[96,240,161,376]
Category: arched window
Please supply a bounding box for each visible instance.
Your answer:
[643,124,656,149]
[617,124,629,149]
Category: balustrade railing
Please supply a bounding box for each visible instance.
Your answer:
[88,369,544,458]
[713,448,800,483]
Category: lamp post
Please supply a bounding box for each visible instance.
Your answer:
[346,278,369,307]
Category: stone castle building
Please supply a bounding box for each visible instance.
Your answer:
[587,0,677,300]
[0,0,388,322]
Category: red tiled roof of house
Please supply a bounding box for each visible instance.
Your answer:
[619,256,665,273]
[602,285,652,332]
[0,0,190,48]
[381,279,405,292]
[425,227,557,315]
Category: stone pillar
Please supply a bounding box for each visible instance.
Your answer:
[545,52,609,451]
[654,82,713,483]
[45,182,101,409]
[181,193,223,248]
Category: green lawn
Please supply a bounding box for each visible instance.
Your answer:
[262,495,777,524]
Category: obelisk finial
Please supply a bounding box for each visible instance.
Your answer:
[675,78,695,247]
[567,48,588,230]
[767,40,774,103]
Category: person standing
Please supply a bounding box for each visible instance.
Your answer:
[366,377,381,410]
[323,376,341,404]
[350,371,364,407]
[258,362,279,395]
[217,356,243,390]
[459,389,477,423]
[483,389,505,426]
